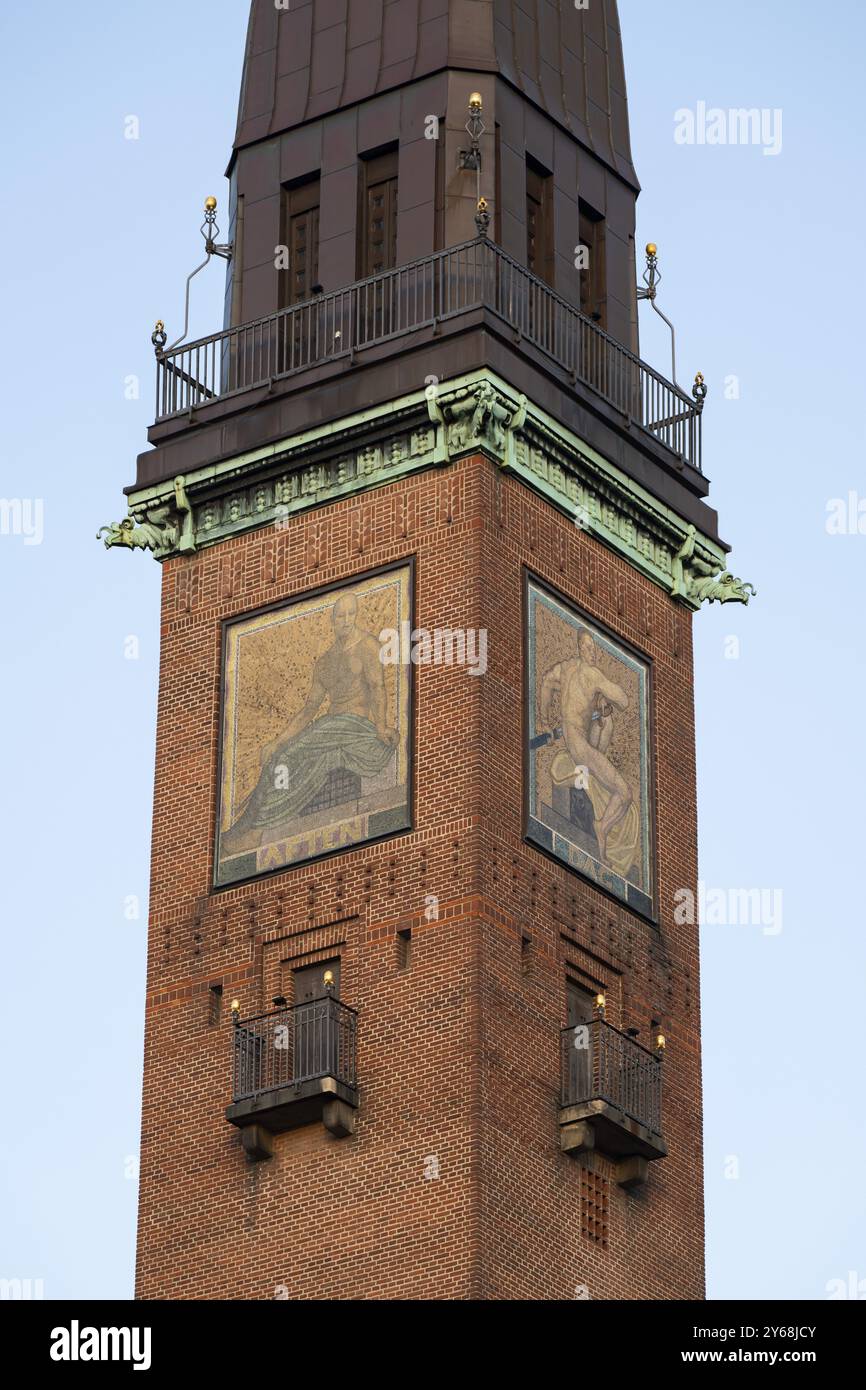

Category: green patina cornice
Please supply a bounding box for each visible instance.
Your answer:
[99,370,755,610]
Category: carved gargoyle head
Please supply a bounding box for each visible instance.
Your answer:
[96,518,136,549]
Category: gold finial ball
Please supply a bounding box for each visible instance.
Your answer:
[154,319,164,332]
[469,92,483,110]
[205,195,218,212]
[323,970,335,986]
[646,242,658,256]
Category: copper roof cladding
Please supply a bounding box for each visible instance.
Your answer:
[232,0,639,190]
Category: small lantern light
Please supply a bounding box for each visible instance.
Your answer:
[156,193,233,356]
[460,93,486,176]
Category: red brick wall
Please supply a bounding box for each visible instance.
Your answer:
[136,451,704,1300]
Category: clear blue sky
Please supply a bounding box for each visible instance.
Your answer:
[1,0,863,1301]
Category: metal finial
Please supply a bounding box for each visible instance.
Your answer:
[151,320,167,356]
[475,196,491,238]
[640,243,660,301]
[200,199,230,259]
[692,371,708,411]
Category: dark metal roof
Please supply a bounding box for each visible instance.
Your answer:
[233,0,638,189]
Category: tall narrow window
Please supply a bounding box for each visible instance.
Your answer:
[360,150,399,278]
[397,928,412,971]
[280,177,320,309]
[526,159,553,285]
[494,123,502,245]
[578,200,606,326]
[434,122,446,252]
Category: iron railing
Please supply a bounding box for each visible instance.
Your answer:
[561,1018,662,1136]
[231,996,357,1103]
[154,238,703,470]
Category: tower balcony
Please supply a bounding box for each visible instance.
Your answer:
[560,1019,667,1188]
[226,996,358,1160]
[151,237,704,475]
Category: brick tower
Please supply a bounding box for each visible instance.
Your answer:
[105,0,754,1300]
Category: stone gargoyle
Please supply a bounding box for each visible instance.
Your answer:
[97,476,195,560]
[671,525,756,607]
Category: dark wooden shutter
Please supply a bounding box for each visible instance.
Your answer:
[526,163,553,285]
[567,980,595,1027]
[578,201,607,326]
[280,178,320,309]
[566,980,596,1105]
[362,150,398,277]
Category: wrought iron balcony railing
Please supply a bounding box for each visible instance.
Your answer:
[154,237,704,471]
[231,995,357,1104]
[561,1017,662,1137]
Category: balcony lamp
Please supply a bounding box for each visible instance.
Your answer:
[155,194,234,359]
[459,91,486,191]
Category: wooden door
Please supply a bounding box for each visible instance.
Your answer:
[279,179,321,373]
[359,151,398,342]
[566,980,596,1105]
[293,960,340,1003]
[578,202,606,327]
[292,960,341,1082]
